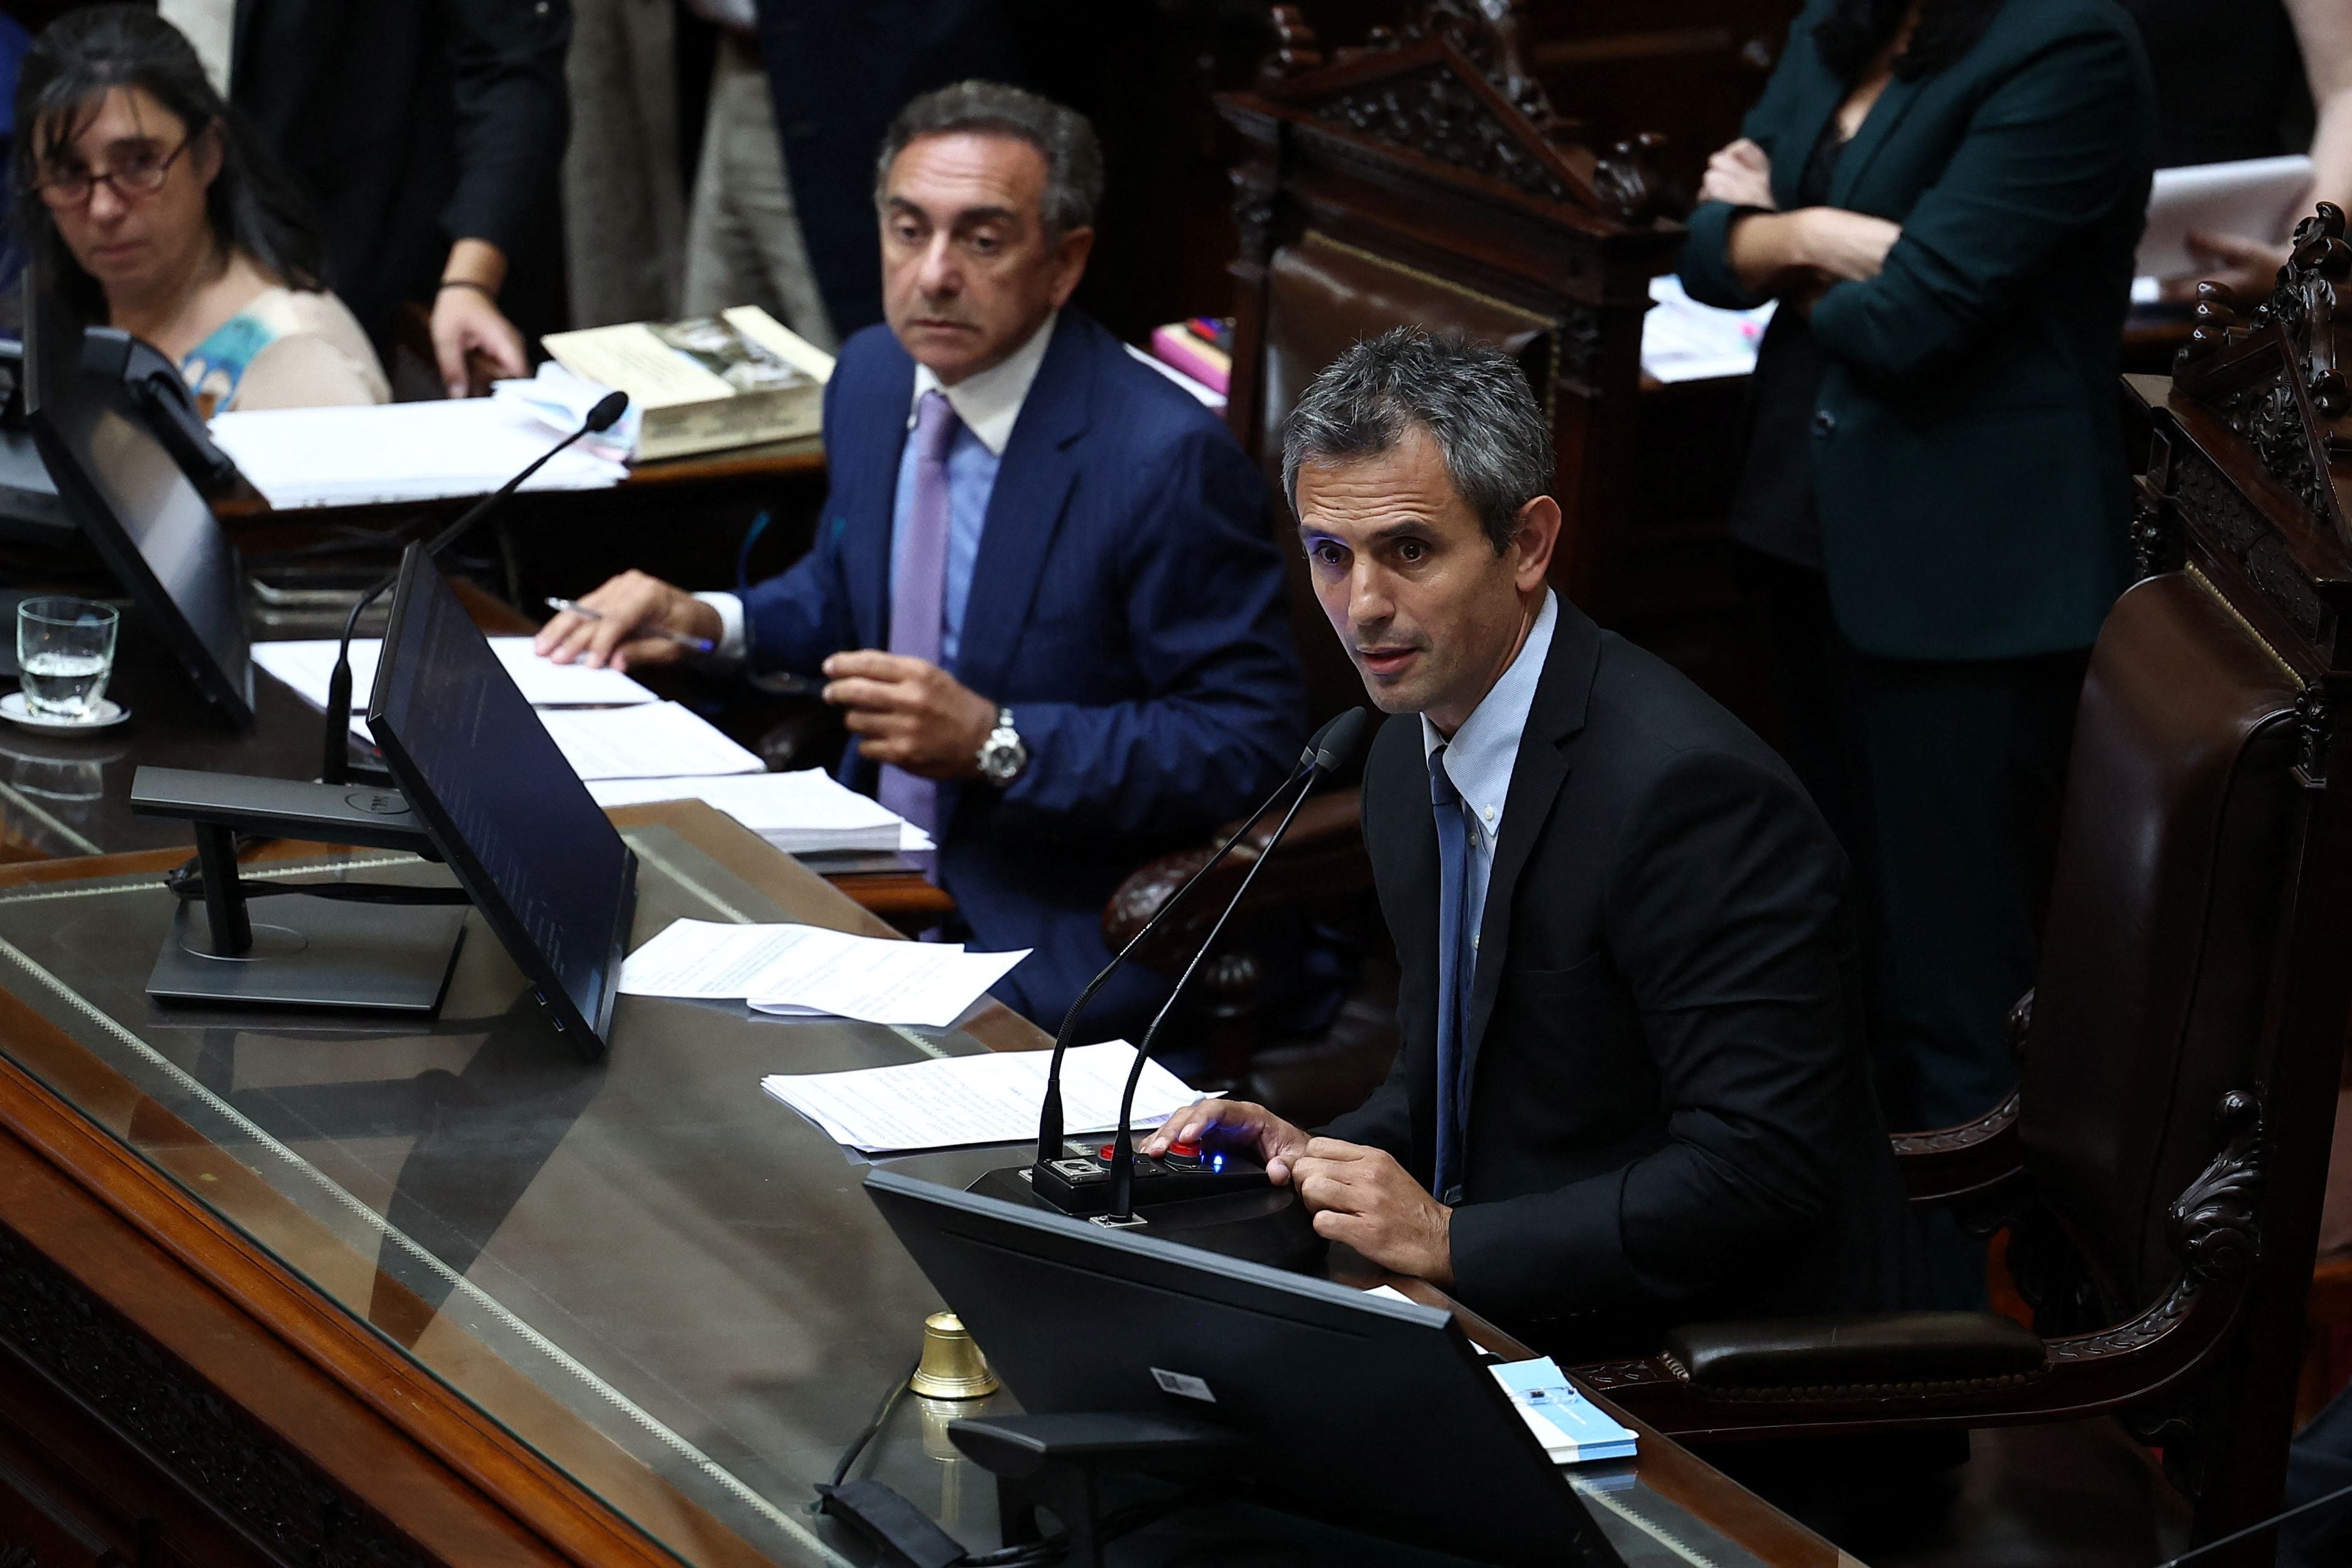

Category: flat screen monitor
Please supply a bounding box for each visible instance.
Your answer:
[20,249,254,724]
[366,543,636,1058]
[864,1168,1626,1567]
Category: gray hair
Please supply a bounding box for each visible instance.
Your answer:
[874,81,1104,239]
[1282,329,1552,552]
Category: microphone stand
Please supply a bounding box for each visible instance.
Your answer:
[1030,707,1363,1168]
[321,392,628,785]
[1104,772,1322,1221]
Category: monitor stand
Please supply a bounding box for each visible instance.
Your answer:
[131,767,469,1014]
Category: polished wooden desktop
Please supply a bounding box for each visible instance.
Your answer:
[0,798,1854,1568]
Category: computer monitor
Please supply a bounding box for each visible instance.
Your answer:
[864,1168,1626,1567]
[366,543,636,1058]
[21,249,254,724]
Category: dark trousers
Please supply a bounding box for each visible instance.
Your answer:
[1749,555,2086,1300]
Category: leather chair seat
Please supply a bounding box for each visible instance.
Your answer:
[1663,1312,2049,1394]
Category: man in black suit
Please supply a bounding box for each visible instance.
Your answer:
[1150,330,1919,1353]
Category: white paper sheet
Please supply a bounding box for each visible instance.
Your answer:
[258,637,655,710]
[536,702,766,780]
[1642,275,1776,384]
[619,917,1021,1028]
[2137,153,2314,282]
[587,770,934,852]
[210,400,629,509]
[761,1040,1207,1154]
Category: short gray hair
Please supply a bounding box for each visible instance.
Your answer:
[1282,329,1552,552]
[874,81,1104,238]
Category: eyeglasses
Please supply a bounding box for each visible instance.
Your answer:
[34,134,193,209]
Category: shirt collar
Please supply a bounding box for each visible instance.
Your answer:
[909,312,1057,455]
[1420,590,1559,837]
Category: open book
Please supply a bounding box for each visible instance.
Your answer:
[537,306,834,461]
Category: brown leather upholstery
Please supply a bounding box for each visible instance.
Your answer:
[2019,572,2302,1312]
[1663,1311,2049,1391]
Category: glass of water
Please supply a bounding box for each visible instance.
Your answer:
[16,597,119,721]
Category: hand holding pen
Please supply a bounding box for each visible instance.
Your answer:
[532,570,723,673]
[543,596,716,654]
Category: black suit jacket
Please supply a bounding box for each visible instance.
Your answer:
[1327,599,1920,1351]
[229,0,572,345]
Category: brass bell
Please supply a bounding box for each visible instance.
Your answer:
[910,1310,999,1399]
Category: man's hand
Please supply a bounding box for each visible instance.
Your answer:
[432,239,528,397]
[1700,137,1775,210]
[821,650,998,778]
[534,570,721,671]
[1145,1099,1312,1182]
[2162,228,2290,303]
[1290,1138,1454,1285]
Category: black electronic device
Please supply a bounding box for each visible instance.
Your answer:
[1006,709,1366,1236]
[318,387,628,786]
[366,542,637,1057]
[864,1168,1626,1568]
[21,248,256,724]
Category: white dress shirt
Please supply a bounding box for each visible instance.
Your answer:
[1420,589,1559,953]
[696,315,1057,661]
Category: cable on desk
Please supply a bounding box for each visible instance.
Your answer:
[829,1357,921,1489]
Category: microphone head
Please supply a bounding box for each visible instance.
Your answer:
[584,389,631,433]
[1305,707,1369,773]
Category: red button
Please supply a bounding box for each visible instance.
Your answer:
[1168,1141,1200,1158]
[1099,1145,1116,1160]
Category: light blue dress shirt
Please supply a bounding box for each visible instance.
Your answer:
[697,315,1056,664]
[1420,589,1559,954]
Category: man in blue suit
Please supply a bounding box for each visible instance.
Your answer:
[537,82,1308,1038]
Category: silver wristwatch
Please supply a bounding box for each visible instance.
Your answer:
[976,705,1028,787]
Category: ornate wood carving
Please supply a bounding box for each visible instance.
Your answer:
[0,1224,428,1568]
[1244,1,1676,225]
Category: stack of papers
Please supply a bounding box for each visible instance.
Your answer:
[2136,153,2312,287]
[210,399,629,509]
[588,770,932,853]
[1492,1359,1639,1464]
[1642,275,1775,383]
[619,918,1026,1028]
[351,699,763,781]
[761,1039,1205,1154]
[258,637,656,710]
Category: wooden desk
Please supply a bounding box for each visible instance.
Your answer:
[0,803,1851,1567]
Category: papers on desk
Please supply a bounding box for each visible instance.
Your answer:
[587,770,934,853]
[1642,275,1776,384]
[355,699,765,781]
[2137,154,2312,285]
[209,399,629,509]
[761,1039,1204,1155]
[1493,1359,1640,1465]
[619,917,1026,1028]
[258,636,656,710]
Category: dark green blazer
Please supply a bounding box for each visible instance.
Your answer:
[1681,0,2156,662]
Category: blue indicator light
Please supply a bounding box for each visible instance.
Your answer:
[1211,1153,1226,1173]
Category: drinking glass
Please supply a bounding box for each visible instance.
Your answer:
[16,597,119,720]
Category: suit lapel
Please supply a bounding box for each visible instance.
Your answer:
[1829,70,1928,208]
[844,344,918,650]
[1459,602,1601,1090]
[951,308,1092,700]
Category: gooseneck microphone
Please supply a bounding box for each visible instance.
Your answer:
[1030,707,1369,1170]
[1100,706,1368,1220]
[320,391,630,785]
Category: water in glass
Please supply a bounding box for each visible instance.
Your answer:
[16,597,118,720]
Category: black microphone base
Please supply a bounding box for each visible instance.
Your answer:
[1028,1140,1273,1214]
[969,1163,1326,1272]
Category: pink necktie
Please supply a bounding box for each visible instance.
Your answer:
[879,389,961,840]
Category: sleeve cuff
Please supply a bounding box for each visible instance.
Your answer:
[694,591,748,663]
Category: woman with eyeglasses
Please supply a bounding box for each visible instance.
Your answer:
[10,6,386,414]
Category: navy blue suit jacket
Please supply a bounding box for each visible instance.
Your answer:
[741,307,1310,1036]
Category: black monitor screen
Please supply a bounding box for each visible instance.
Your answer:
[21,253,254,723]
[866,1170,1621,1566]
[367,544,636,1057]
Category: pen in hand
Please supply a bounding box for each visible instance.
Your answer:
[543,596,717,655]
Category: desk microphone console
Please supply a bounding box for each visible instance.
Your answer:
[1029,1138,1271,1217]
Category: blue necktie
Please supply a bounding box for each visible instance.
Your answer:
[1429,744,1472,1203]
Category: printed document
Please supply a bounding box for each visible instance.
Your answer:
[353,700,761,780]
[1491,1359,1640,1464]
[761,1040,1207,1154]
[588,770,934,852]
[259,637,655,710]
[619,918,1025,1028]
[210,399,628,508]
[2138,154,2312,282]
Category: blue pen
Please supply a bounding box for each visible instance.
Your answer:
[543,596,717,655]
